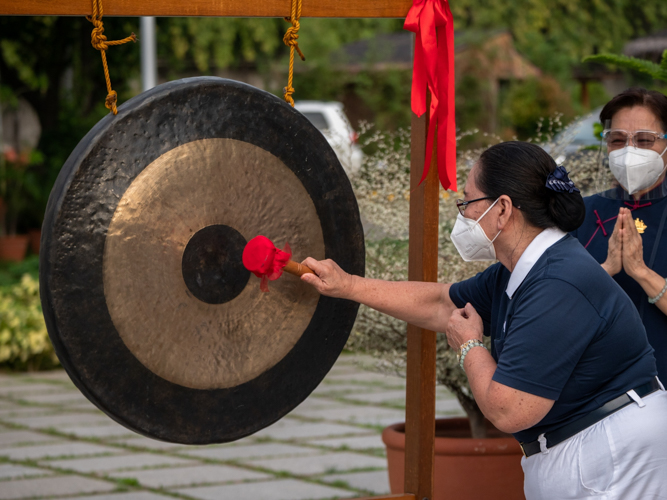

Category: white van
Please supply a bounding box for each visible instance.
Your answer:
[294,101,363,177]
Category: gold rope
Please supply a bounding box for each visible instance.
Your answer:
[283,0,305,106]
[87,0,137,115]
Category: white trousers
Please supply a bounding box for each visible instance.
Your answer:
[522,386,667,499]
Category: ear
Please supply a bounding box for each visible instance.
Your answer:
[495,195,515,231]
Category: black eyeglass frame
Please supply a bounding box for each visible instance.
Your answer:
[455,196,494,216]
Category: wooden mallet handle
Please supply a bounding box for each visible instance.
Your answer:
[283,260,314,277]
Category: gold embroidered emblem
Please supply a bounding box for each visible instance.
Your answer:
[635,218,647,234]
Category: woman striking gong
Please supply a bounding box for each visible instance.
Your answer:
[301,141,666,499]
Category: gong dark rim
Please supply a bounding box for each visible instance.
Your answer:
[40,77,365,444]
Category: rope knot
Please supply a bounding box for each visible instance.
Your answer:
[87,0,136,115]
[105,90,118,112]
[283,86,295,106]
[91,25,109,51]
[283,25,299,46]
[282,0,304,106]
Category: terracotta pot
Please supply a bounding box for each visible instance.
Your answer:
[28,229,41,255]
[0,234,30,262]
[383,418,525,500]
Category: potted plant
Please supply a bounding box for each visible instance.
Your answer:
[0,147,42,262]
[348,123,601,499]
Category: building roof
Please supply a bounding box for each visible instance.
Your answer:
[332,30,540,79]
[624,29,667,61]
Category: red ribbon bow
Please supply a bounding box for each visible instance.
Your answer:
[242,235,292,292]
[404,0,457,191]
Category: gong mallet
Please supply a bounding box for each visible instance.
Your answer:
[242,235,314,292]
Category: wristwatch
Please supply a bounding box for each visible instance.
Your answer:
[457,339,486,370]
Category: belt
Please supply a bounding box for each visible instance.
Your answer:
[520,377,662,458]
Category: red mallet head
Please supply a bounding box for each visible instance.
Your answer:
[242,236,292,292]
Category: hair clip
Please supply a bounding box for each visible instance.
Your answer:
[546,166,580,194]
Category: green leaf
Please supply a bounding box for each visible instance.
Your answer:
[583,53,667,83]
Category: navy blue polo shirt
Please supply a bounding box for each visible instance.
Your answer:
[449,233,657,443]
[571,190,667,382]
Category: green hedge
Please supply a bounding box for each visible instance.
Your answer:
[0,274,59,371]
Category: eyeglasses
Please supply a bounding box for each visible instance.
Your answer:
[455,196,494,216]
[603,129,667,150]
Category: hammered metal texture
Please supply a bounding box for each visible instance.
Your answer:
[104,139,323,389]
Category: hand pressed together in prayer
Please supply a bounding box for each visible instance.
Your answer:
[603,207,648,279]
[445,302,484,350]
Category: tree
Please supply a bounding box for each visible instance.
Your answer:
[450,0,667,81]
[584,50,667,83]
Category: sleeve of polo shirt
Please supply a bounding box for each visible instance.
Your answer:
[449,262,502,325]
[492,278,602,400]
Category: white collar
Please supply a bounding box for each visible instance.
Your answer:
[506,227,566,299]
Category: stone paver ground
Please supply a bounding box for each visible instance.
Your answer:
[0,354,464,500]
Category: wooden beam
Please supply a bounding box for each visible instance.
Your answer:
[404,91,438,499]
[0,0,412,18]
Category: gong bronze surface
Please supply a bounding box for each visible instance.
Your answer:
[40,77,364,444]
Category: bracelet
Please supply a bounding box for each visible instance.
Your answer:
[457,339,486,371]
[648,277,667,305]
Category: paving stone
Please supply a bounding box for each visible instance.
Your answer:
[0,475,115,500]
[0,384,67,397]
[321,470,391,495]
[0,407,58,418]
[108,464,270,488]
[436,399,465,415]
[0,442,122,460]
[21,370,72,382]
[0,430,61,447]
[180,443,321,461]
[108,436,193,451]
[297,406,404,427]
[43,453,198,473]
[291,398,352,412]
[16,391,89,405]
[340,390,407,404]
[311,384,374,395]
[59,493,174,500]
[61,400,102,411]
[2,412,112,429]
[252,420,371,441]
[0,464,54,480]
[308,434,385,451]
[61,424,137,439]
[175,478,356,500]
[246,451,387,476]
[324,371,406,385]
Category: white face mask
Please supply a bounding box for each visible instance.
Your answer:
[450,198,501,262]
[609,145,667,195]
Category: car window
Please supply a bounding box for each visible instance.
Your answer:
[301,112,329,131]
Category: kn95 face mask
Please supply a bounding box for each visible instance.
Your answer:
[450,198,501,262]
[609,145,667,195]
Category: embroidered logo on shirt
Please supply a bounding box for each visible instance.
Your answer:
[635,218,647,234]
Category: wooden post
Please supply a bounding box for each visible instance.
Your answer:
[404,91,439,500]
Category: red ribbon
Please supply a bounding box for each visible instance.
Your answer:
[404,0,457,191]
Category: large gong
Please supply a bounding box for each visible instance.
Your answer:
[39,77,365,444]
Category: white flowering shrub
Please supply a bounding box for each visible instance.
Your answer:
[347,118,600,437]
